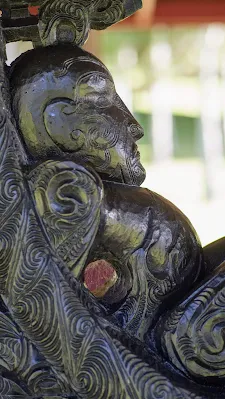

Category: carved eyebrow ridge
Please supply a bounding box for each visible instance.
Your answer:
[54,56,112,79]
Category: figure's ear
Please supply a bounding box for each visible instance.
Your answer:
[44,100,85,152]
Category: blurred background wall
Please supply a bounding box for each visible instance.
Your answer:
[7,0,225,246]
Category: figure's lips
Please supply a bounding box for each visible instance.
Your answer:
[132,143,141,160]
[126,157,146,186]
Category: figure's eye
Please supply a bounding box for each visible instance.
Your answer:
[77,73,115,108]
[95,96,113,108]
[70,129,83,140]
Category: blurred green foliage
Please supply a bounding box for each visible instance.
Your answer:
[100,25,225,163]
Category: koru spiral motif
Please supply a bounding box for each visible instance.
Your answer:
[159,261,225,383]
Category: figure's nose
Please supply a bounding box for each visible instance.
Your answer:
[128,123,144,141]
[115,95,144,141]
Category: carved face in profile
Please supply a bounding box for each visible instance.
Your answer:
[10,45,146,186]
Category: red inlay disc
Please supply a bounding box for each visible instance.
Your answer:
[28,6,40,16]
[84,259,118,298]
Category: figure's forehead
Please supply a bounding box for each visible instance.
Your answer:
[55,56,113,83]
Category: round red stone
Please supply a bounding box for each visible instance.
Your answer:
[28,6,40,16]
[84,259,117,298]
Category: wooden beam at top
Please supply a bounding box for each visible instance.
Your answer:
[134,0,157,26]
[111,0,225,29]
[154,0,225,24]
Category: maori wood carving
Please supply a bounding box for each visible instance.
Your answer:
[0,1,224,398]
[158,261,225,383]
[0,0,142,45]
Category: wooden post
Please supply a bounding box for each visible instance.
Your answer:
[134,0,157,27]
[150,36,173,163]
[83,30,101,58]
[200,25,225,199]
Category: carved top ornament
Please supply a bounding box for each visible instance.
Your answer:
[0,1,224,398]
[0,0,142,45]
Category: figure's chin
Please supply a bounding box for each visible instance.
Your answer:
[123,163,146,186]
[98,164,146,186]
[133,168,146,186]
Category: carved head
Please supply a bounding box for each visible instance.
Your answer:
[10,44,146,186]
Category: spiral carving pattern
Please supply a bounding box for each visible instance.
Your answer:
[0,375,27,397]
[90,0,124,30]
[39,0,90,46]
[161,263,225,381]
[28,161,102,276]
[0,108,24,294]
[111,339,201,399]
[0,101,67,395]
[38,0,133,46]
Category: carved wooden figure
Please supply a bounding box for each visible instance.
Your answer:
[0,1,224,398]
